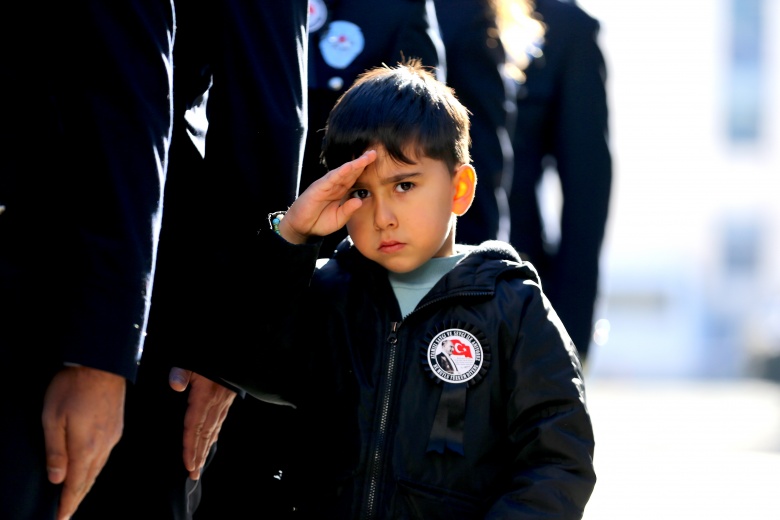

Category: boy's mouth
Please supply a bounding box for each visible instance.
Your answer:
[378,240,404,253]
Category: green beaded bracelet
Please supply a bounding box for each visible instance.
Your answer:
[268,211,286,235]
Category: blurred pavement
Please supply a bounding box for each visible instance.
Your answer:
[582,376,780,519]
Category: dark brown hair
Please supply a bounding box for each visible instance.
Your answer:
[321,58,471,174]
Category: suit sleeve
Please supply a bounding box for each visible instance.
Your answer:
[16,2,174,381]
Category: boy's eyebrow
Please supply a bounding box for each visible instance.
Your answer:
[352,171,421,188]
[377,171,422,185]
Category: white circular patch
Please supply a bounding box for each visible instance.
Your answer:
[427,329,483,384]
[319,20,364,69]
[308,0,328,33]
[327,76,344,91]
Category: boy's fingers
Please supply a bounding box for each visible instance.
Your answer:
[283,150,376,241]
[303,150,375,207]
[323,150,376,199]
[351,149,376,171]
[338,198,363,223]
[331,149,376,183]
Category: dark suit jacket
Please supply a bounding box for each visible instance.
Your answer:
[145,1,308,379]
[508,0,612,359]
[436,352,456,374]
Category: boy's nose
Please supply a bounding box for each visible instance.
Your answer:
[373,199,398,230]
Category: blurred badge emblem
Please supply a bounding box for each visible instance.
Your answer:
[319,20,364,69]
[308,0,327,33]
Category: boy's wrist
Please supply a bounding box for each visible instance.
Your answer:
[268,210,308,245]
[278,217,308,244]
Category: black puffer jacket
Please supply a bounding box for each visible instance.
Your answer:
[236,235,596,520]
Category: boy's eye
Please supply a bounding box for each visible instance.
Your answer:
[396,182,414,193]
[349,188,370,199]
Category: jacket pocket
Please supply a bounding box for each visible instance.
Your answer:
[396,478,484,520]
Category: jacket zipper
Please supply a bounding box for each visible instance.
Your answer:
[362,291,492,518]
[363,321,400,520]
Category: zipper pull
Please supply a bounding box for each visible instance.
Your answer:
[387,321,399,344]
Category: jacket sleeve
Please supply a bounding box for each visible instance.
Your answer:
[67,2,173,380]
[213,230,322,404]
[486,280,597,519]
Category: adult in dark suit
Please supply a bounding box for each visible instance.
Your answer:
[433,0,515,246]
[74,2,309,519]
[300,0,446,259]
[505,0,612,361]
[0,2,174,519]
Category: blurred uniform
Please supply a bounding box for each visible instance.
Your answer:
[434,0,515,245]
[507,0,612,361]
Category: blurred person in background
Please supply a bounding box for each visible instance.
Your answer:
[433,0,516,246]
[498,0,612,363]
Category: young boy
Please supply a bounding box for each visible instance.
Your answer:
[229,59,596,519]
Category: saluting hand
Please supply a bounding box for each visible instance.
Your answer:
[279,150,376,244]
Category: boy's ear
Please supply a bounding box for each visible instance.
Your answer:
[452,164,476,216]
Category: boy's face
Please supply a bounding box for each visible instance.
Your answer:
[345,145,469,274]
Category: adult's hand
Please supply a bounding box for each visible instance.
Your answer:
[42,365,126,520]
[169,367,237,480]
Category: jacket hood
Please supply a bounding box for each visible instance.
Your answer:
[331,237,541,294]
